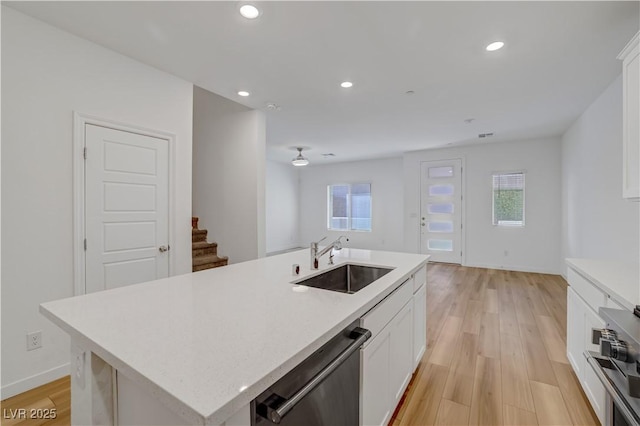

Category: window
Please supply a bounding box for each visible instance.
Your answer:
[492,172,525,226]
[328,183,371,231]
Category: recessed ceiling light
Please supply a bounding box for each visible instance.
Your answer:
[486,41,504,51]
[340,81,353,88]
[237,91,250,97]
[239,4,260,19]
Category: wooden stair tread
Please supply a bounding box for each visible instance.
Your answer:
[193,254,228,267]
[191,221,227,271]
[192,241,217,250]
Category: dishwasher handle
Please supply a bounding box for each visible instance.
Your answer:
[258,327,371,424]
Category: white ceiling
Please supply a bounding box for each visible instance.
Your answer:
[7,1,639,164]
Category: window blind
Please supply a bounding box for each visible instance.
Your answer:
[492,172,525,226]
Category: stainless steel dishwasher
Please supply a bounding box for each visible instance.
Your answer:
[251,320,371,425]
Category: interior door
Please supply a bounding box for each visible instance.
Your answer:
[420,159,462,264]
[85,124,169,293]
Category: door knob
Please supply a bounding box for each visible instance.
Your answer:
[159,245,169,253]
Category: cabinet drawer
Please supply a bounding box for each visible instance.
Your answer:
[361,279,413,341]
[567,268,606,313]
[413,264,427,293]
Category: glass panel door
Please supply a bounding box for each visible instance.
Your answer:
[420,159,462,264]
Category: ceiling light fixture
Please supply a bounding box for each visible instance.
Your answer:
[486,41,505,51]
[237,90,250,97]
[340,81,353,88]
[239,4,260,19]
[291,147,309,166]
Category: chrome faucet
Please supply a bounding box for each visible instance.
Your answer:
[310,236,349,269]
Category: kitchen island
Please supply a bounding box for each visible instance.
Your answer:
[40,248,429,425]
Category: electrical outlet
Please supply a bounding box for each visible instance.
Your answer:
[27,331,42,351]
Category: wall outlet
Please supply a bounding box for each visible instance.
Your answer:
[27,331,42,351]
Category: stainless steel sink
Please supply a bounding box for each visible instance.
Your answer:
[294,264,393,294]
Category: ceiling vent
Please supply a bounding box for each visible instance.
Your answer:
[322,153,335,158]
[478,132,494,138]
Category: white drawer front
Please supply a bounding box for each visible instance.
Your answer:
[567,268,607,313]
[413,264,427,293]
[361,279,413,341]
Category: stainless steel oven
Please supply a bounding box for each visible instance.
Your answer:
[588,308,640,426]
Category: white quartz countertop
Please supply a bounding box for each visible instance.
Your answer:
[40,248,428,425]
[566,258,640,310]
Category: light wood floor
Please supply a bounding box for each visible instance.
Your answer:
[0,376,70,426]
[392,263,599,426]
[0,265,598,426]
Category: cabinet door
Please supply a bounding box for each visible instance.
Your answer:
[390,301,414,405]
[361,329,391,426]
[413,284,427,369]
[566,287,584,376]
[582,307,606,424]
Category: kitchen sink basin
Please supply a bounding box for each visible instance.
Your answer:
[294,264,393,294]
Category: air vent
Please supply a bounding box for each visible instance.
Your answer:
[322,153,336,158]
[478,132,494,138]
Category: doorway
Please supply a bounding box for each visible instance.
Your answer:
[420,159,463,264]
[74,115,172,295]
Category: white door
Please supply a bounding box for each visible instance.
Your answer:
[361,329,392,426]
[420,159,462,264]
[85,124,169,293]
[389,301,414,404]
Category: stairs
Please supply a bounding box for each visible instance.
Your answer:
[192,217,228,272]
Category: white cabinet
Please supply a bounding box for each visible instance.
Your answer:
[618,32,640,201]
[390,302,414,404]
[361,263,427,426]
[582,307,606,421]
[413,283,427,369]
[566,287,584,376]
[361,328,392,426]
[566,267,615,425]
[361,297,414,426]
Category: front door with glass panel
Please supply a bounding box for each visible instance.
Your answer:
[420,159,463,264]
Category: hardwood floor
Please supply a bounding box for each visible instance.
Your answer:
[0,264,597,426]
[0,376,70,426]
[392,263,599,426]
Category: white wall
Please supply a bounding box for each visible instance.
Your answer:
[1,7,194,397]
[192,86,266,264]
[404,138,562,274]
[266,161,300,254]
[561,74,639,275]
[299,158,405,253]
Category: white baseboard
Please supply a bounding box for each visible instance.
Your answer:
[462,262,561,275]
[1,363,70,399]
